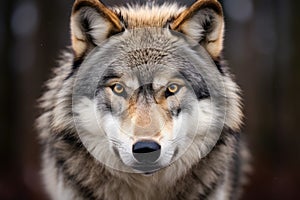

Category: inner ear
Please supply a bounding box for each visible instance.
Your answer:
[170,0,224,59]
[71,0,124,59]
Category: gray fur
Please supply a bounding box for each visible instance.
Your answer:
[37,1,249,200]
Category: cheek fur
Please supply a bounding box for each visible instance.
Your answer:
[98,88,128,115]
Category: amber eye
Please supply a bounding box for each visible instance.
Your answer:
[167,84,179,94]
[165,83,181,98]
[112,83,126,96]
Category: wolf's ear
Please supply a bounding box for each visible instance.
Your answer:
[71,0,124,58]
[170,0,224,59]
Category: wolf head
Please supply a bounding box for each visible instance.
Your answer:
[70,0,242,174]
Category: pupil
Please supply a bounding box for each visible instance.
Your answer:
[116,85,122,92]
[170,85,176,91]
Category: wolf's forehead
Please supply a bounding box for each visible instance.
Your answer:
[126,48,169,66]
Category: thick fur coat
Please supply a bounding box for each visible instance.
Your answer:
[37,0,250,199]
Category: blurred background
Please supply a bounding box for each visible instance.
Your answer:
[0,0,299,199]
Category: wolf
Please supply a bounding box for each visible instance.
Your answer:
[37,0,250,199]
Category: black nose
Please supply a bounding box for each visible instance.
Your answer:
[132,141,161,163]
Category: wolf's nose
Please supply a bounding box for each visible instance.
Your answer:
[132,141,161,163]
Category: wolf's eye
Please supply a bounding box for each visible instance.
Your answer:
[165,83,181,98]
[168,84,179,93]
[111,83,126,97]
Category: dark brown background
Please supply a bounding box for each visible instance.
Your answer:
[0,0,299,199]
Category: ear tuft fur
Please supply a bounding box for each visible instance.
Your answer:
[170,0,224,59]
[71,0,124,59]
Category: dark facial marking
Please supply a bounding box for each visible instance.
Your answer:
[171,107,181,117]
[98,68,122,86]
[178,69,210,100]
[136,83,155,103]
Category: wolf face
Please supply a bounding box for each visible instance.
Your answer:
[69,0,240,174]
[72,30,222,173]
[38,1,247,199]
